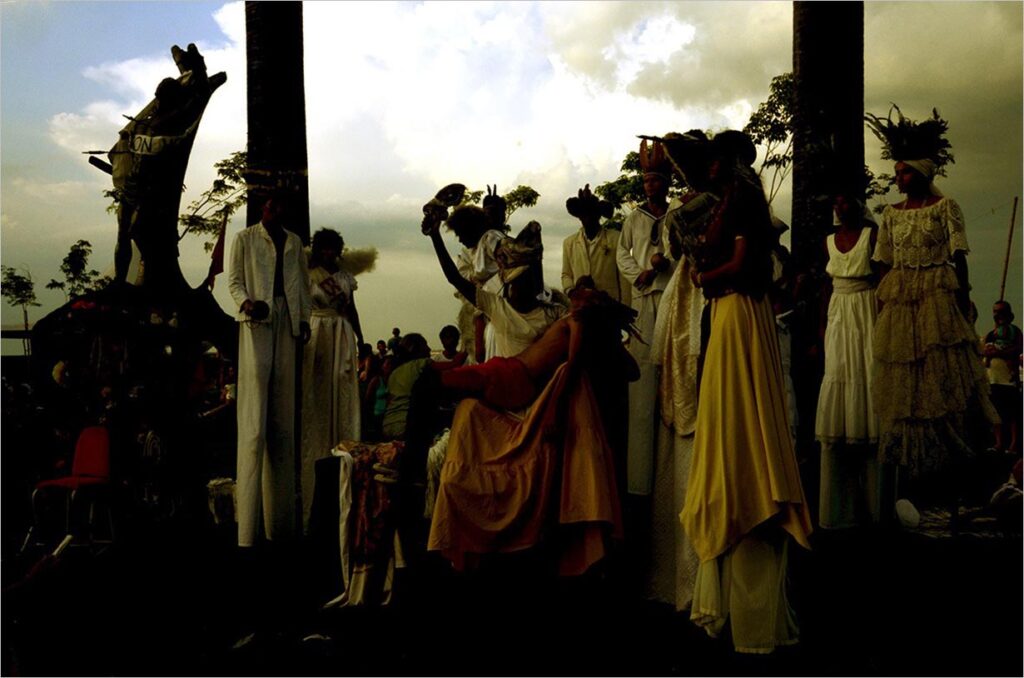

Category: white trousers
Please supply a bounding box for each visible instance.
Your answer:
[236,297,298,547]
[627,290,662,495]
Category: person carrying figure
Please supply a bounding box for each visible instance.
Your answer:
[815,191,894,529]
[430,206,566,358]
[982,301,1021,455]
[300,227,364,533]
[407,204,567,524]
[444,191,509,363]
[228,191,312,547]
[865,105,998,527]
[562,184,631,304]
[658,130,812,653]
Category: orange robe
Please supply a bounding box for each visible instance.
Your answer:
[428,364,623,575]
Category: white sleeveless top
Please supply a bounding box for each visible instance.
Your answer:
[826,227,873,280]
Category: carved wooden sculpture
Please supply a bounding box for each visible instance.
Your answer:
[90,43,226,298]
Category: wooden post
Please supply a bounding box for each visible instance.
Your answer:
[999,196,1018,301]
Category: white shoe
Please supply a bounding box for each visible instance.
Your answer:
[895,499,921,529]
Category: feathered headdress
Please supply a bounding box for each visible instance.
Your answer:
[864,104,954,172]
[482,184,506,213]
[639,138,672,178]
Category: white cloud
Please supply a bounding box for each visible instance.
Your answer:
[7,0,1020,339]
[603,14,697,86]
[10,176,98,200]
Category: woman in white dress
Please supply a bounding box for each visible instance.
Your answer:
[815,193,892,528]
[301,228,364,532]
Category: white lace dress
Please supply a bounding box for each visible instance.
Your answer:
[871,198,997,477]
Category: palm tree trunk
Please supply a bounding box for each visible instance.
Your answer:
[245,1,311,243]
[791,1,865,459]
[245,2,312,535]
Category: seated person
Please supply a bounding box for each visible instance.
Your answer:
[381,334,466,441]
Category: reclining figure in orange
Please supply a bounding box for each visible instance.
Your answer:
[426,279,640,576]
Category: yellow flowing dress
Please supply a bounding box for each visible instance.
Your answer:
[679,182,813,653]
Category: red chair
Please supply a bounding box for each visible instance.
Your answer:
[26,426,115,549]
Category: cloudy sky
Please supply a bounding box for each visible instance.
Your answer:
[2,1,1021,351]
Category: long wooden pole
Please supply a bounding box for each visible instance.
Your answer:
[999,196,1019,301]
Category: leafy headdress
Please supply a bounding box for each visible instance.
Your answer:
[864,104,954,194]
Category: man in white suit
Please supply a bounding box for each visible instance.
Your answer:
[229,192,311,547]
[561,184,630,306]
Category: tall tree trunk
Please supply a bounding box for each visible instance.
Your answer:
[245,2,311,534]
[791,1,865,459]
[245,2,311,243]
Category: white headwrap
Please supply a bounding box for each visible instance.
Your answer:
[902,158,944,197]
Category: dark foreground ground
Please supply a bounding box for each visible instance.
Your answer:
[3,497,1021,677]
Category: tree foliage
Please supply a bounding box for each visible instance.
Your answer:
[458,190,484,208]
[460,184,541,220]
[502,185,540,220]
[1,266,40,319]
[179,150,249,252]
[743,72,794,206]
[864,165,894,214]
[46,240,109,300]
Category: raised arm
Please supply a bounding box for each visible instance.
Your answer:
[427,226,477,306]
